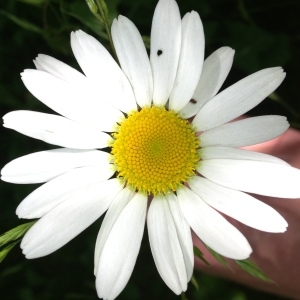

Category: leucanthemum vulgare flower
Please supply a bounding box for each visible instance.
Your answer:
[2,0,300,298]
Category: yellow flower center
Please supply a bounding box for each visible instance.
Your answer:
[111,106,200,195]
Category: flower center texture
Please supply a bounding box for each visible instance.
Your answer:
[111,106,200,195]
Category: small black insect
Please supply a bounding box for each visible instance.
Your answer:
[190,99,197,104]
[157,49,163,56]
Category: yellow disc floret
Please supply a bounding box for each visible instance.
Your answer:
[111,106,199,195]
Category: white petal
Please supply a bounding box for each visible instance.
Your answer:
[177,187,252,259]
[71,30,137,113]
[169,11,204,111]
[34,54,86,84]
[17,165,114,219]
[96,193,147,300]
[200,115,289,148]
[21,69,123,132]
[198,159,300,198]
[147,195,188,294]
[166,193,194,281]
[112,16,153,108]
[1,148,110,184]
[150,0,181,106]
[21,178,123,258]
[180,47,234,118]
[94,187,135,275]
[189,177,288,232]
[193,67,286,130]
[3,111,112,149]
[200,146,289,165]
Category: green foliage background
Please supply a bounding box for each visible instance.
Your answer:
[0,0,299,299]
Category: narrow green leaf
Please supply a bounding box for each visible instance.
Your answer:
[235,259,273,282]
[97,0,109,19]
[0,221,36,247]
[0,10,43,34]
[193,246,210,266]
[205,246,228,266]
[85,0,98,14]
[0,242,19,263]
[190,275,199,291]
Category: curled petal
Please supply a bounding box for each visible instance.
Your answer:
[96,193,147,300]
[148,195,189,294]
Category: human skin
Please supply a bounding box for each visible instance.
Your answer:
[194,128,300,300]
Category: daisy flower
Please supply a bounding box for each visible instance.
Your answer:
[2,0,300,298]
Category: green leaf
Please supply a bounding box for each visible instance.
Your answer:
[205,246,228,266]
[0,221,36,248]
[0,10,43,34]
[193,246,209,266]
[235,259,272,282]
[0,242,19,263]
[190,274,199,291]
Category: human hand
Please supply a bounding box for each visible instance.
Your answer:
[194,128,300,299]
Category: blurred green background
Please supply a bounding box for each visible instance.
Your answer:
[0,0,299,299]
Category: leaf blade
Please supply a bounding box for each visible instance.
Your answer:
[0,221,36,247]
[235,259,273,282]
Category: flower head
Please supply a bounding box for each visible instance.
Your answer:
[2,0,300,299]
[111,106,200,195]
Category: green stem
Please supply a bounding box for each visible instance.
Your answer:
[268,92,300,119]
[181,292,188,300]
[95,0,118,62]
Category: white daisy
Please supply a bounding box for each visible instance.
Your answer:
[2,0,300,298]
